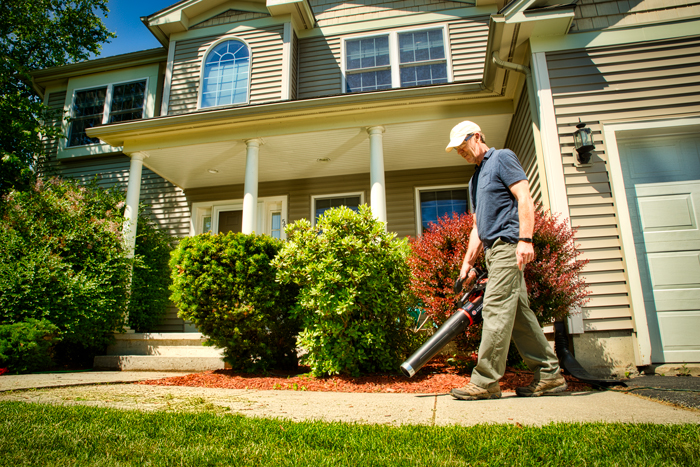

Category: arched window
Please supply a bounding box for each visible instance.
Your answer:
[201,39,250,108]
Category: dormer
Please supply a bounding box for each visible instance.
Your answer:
[150,0,315,115]
[142,0,315,45]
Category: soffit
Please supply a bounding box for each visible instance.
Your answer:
[139,114,512,190]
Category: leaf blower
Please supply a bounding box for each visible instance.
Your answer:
[400,270,488,377]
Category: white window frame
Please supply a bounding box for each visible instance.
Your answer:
[311,192,365,226]
[414,184,469,235]
[341,25,453,94]
[67,77,149,148]
[197,36,253,110]
[190,196,288,239]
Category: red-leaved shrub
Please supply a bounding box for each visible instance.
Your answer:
[408,208,590,353]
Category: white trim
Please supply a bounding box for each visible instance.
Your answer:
[531,52,569,220]
[190,195,289,237]
[530,17,700,54]
[161,39,176,116]
[341,24,452,94]
[414,184,469,236]
[311,192,365,226]
[66,77,149,149]
[281,22,292,101]
[196,36,253,110]
[602,116,700,366]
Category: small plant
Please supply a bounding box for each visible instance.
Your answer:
[678,364,691,377]
[0,318,61,374]
[170,232,300,373]
[273,205,419,377]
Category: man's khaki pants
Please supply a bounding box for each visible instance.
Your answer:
[470,239,560,389]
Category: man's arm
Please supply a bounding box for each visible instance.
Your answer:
[459,214,482,283]
[509,179,535,270]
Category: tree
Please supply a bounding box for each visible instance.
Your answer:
[0,0,114,197]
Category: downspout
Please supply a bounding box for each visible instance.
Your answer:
[492,50,551,212]
[491,51,539,128]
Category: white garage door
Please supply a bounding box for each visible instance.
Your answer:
[618,133,700,363]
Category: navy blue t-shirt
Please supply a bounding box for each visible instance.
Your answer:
[469,148,527,248]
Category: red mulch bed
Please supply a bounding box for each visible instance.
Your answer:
[138,357,592,394]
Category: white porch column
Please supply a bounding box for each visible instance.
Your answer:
[242,138,260,234]
[123,153,145,258]
[367,126,387,226]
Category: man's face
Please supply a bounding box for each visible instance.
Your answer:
[455,133,479,164]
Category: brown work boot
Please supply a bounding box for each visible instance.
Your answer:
[451,382,501,401]
[516,374,568,397]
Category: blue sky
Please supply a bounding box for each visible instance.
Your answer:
[97,0,177,58]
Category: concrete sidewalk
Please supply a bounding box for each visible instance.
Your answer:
[1,371,699,426]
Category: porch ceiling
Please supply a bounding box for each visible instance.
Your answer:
[140,114,512,190]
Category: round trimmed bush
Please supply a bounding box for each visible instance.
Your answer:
[170,232,300,372]
[273,205,418,377]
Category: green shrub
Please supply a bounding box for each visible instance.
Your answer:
[0,318,61,374]
[0,178,131,363]
[129,219,173,332]
[170,232,300,372]
[273,205,418,377]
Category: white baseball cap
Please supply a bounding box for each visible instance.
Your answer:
[445,121,481,152]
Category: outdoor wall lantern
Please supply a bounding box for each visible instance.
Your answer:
[573,120,595,165]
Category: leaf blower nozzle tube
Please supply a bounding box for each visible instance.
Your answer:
[400,273,487,378]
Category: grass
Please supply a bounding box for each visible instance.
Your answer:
[1,401,698,466]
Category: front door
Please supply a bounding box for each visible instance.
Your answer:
[218,210,242,234]
[618,133,700,363]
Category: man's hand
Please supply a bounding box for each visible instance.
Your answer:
[516,241,534,271]
[459,264,478,285]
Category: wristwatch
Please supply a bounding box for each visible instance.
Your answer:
[518,237,533,243]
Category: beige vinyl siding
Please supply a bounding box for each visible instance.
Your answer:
[191,9,270,29]
[448,17,489,83]
[386,166,474,238]
[168,26,285,115]
[571,0,700,33]
[186,165,472,238]
[546,35,700,332]
[298,18,489,99]
[39,90,68,178]
[309,0,469,27]
[504,90,541,204]
[298,35,342,98]
[291,29,299,100]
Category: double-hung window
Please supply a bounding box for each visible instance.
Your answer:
[344,27,450,93]
[416,186,469,234]
[68,80,147,147]
[312,193,363,225]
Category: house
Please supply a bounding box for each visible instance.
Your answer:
[31,0,700,375]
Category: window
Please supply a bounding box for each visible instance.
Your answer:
[312,194,363,224]
[417,187,468,233]
[345,36,392,93]
[200,39,250,108]
[344,27,449,93]
[68,79,147,147]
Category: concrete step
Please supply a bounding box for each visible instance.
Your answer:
[104,333,224,357]
[94,355,225,372]
[94,332,226,372]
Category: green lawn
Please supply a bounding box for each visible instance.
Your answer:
[1,401,698,466]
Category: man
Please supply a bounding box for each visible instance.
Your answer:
[445,120,567,400]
